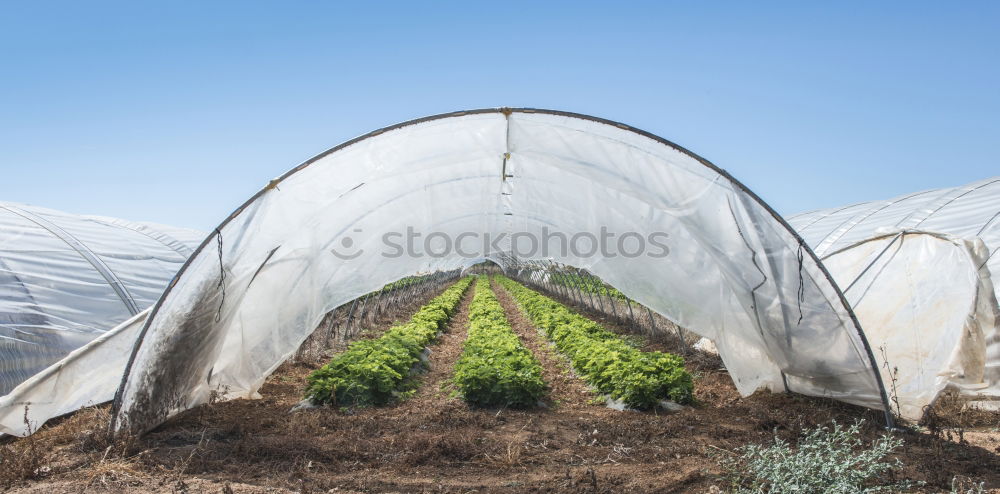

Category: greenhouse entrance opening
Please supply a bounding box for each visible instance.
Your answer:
[97,108,893,434]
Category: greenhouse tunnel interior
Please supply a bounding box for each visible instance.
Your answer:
[105,108,898,435]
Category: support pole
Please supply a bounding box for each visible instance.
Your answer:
[645,307,657,337]
[625,298,637,332]
[601,281,619,321]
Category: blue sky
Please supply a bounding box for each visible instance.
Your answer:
[2,2,997,231]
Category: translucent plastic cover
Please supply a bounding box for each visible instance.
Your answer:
[112,109,890,433]
[789,177,1000,300]
[821,232,999,419]
[790,179,1000,416]
[0,310,148,436]
[0,202,204,395]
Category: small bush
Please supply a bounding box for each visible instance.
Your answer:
[305,277,473,407]
[718,420,920,493]
[453,277,547,407]
[950,476,986,494]
[496,276,692,408]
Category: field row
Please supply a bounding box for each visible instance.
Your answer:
[305,276,473,406]
[497,276,693,408]
[305,275,692,410]
[453,277,546,406]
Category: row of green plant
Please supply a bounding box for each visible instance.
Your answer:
[496,275,693,408]
[379,275,426,292]
[304,276,473,407]
[547,270,629,301]
[452,277,547,407]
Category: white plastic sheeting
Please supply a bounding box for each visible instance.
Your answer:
[0,202,204,395]
[820,232,999,419]
[789,179,1000,417]
[0,310,148,436]
[789,177,1000,300]
[111,108,892,434]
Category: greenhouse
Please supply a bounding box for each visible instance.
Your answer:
[6,110,997,439]
[103,108,896,434]
[788,179,1000,417]
[0,202,203,396]
[4,4,998,489]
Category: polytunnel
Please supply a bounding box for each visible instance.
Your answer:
[0,202,204,396]
[110,108,896,434]
[789,176,1000,297]
[788,178,1000,417]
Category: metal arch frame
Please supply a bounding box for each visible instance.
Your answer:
[811,189,938,257]
[799,177,1000,269]
[0,204,141,316]
[789,201,875,233]
[902,178,1000,229]
[87,217,199,259]
[111,107,895,429]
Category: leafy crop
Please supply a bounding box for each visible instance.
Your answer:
[497,276,692,408]
[548,270,629,301]
[379,275,427,292]
[452,277,547,407]
[305,277,473,407]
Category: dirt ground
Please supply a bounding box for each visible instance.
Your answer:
[2,278,999,493]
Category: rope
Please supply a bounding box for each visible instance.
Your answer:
[215,230,226,322]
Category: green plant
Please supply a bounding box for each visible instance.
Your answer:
[717,420,921,493]
[496,276,692,408]
[304,277,473,407]
[452,277,547,407]
[548,270,629,301]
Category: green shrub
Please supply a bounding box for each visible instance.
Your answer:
[496,276,692,408]
[304,276,473,407]
[453,277,547,407]
[718,420,920,493]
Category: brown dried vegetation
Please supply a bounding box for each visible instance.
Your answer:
[1,281,998,493]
